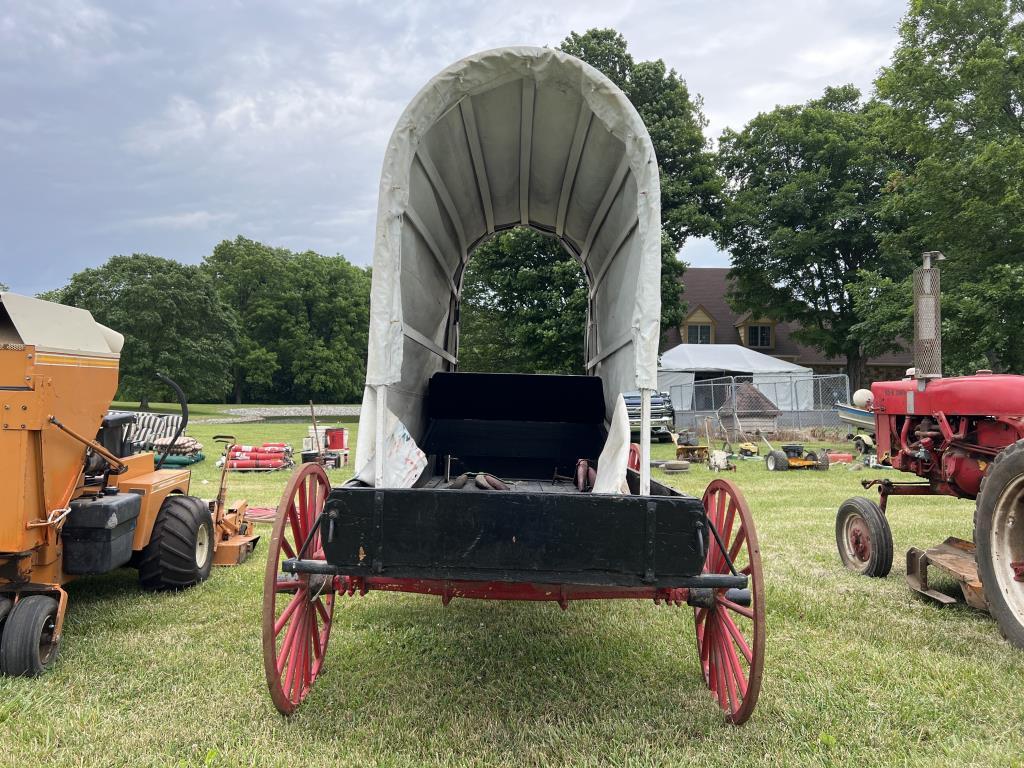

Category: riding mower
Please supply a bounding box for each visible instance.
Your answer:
[762,438,830,472]
[0,292,257,676]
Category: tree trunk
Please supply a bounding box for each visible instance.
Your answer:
[846,349,869,393]
[139,394,150,411]
[234,370,243,404]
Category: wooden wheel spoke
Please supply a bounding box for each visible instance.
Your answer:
[314,596,331,624]
[712,626,729,711]
[273,590,305,635]
[718,616,749,698]
[287,502,303,550]
[718,608,754,664]
[310,607,324,660]
[275,577,300,594]
[712,501,737,573]
[718,595,754,620]
[281,608,306,686]
[727,526,747,565]
[279,536,296,560]
[296,482,308,535]
[716,630,739,715]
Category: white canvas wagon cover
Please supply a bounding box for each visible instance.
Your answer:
[358,46,662,486]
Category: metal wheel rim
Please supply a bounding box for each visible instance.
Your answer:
[262,463,335,714]
[38,613,57,665]
[195,523,211,567]
[694,478,766,725]
[990,472,1024,619]
[841,512,872,566]
[766,455,775,471]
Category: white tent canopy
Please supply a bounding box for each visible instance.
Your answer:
[357,47,663,488]
[659,344,811,375]
[658,344,813,411]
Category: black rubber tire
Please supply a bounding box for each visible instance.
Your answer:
[139,495,214,591]
[836,497,893,577]
[765,450,789,472]
[816,452,831,471]
[975,438,1024,648]
[0,596,12,652]
[0,595,60,676]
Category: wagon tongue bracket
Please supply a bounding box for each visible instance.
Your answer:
[1012,561,1024,582]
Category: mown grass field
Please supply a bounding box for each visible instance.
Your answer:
[1,420,1022,767]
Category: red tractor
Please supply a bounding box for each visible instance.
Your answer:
[836,256,1024,648]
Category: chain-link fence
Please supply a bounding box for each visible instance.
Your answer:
[667,373,850,437]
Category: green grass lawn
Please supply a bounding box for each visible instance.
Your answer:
[1,425,1022,767]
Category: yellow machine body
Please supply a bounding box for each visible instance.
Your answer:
[0,295,192,604]
[0,294,255,665]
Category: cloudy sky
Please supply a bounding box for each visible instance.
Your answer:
[0,0,904,295]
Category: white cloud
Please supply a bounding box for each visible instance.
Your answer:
[126,95,207,153]
[1,0,908,295]
[119,211,234,230]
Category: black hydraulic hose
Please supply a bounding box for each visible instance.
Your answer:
[155,372,188,470]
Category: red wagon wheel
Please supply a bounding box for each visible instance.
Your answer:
[262,463,335,714]
[695,478,765,725]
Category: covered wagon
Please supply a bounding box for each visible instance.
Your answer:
[261,47,766,724]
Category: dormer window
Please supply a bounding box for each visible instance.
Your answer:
[687,323,712,344]
[747,324,772,348]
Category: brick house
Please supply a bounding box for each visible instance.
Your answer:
[663,268,913,381]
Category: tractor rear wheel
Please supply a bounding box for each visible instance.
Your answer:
[836,497,892,577]
[765,450,789,472]
[0,595,60,676]
[975,438,1024,648]
[139,495,215,590]
[815,452,830,471]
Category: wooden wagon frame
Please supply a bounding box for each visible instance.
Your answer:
[262,47,766,724]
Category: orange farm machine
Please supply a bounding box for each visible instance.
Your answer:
[0,292,257,675]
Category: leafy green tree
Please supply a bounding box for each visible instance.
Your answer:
[0,283,8,292]
[458,28,720,374]
[202,237,296,403]
[53,255,236,407]
[871,0,1024,372]
[459,229,589,374]
[716,86,908,389]
[202,236,370,403]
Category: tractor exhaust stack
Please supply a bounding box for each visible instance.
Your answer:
[912,251,944,380]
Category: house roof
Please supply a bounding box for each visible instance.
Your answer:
[671,268,913,369]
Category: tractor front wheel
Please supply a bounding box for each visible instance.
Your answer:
[836,497,892,577]
[0,595,60,676]
[139,495,215,590]
[975,438,1024,648]
[765,450,789,472]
